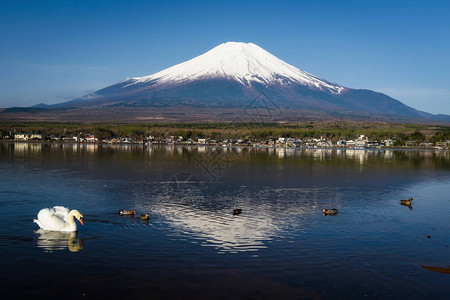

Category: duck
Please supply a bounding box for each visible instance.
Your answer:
[323,208,338,215]
[400,198,413,205]
[119,210,135,216]
[140,213,149,220]
[233,209,242,215]
[34,206,84,232]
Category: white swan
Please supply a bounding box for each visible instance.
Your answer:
[34,206,84,232]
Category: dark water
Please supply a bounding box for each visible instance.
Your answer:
[0,143,449,299]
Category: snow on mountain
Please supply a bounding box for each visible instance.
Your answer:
[48,41,449,122]
[122,42,345,94]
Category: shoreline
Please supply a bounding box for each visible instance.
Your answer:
[1,140,448,152]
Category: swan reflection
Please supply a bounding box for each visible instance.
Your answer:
[35,229,84,252]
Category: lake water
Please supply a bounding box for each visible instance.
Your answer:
[0,143,449,299]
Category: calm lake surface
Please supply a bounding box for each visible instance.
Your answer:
[0,143,449,299]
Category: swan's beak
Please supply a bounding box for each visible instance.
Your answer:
[79,218,84,226]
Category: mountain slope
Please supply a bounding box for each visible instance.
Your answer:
[52,42,446,121]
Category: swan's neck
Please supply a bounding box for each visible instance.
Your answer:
[67,210,78,230]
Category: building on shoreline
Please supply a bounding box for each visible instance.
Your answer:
[5,132,448,150]
[14,133,42,141]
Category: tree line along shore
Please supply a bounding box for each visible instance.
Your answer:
[1,121,449,148]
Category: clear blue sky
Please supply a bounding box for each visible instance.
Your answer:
[1,0,449,114]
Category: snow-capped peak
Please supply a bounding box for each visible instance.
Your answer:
[125,42,344,94]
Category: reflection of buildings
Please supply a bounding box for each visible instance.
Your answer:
[345,149,368,165]
[62,143,78,152]
[147,146,154,156]
[83,143,97,153]
[13,142,28,155]
[3,143,449,170]
[422,151,433,158]
[35,229,83,252]
[176,146,183,156]
[285,148,295,158]
[12,143,43,155]
[276,148,286,159]
[197,146,207,153]
[384,150,393,160]
[166,146,175,155]
[273,147,296,158]
[311,149,326,160]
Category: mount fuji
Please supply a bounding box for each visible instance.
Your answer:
[47,42,446,121]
